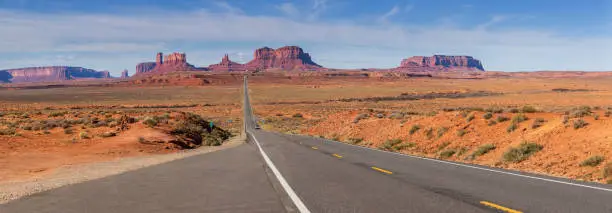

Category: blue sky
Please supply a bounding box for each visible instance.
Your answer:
[1,0,611,76]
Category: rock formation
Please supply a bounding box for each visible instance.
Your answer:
[135,52,202,75]
[395,55,484,72]
[120,69,129,78]
[245,46,323,71]
[0,66,111,83]
[208,54,246,72]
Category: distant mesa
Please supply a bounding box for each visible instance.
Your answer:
[120,69,129,78]
[0,66,111,83]
[135,52,204,75]
[208,54,246,72]
[245,46,323,71]
[395,55,484,72]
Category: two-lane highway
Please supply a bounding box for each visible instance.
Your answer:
[243,76,612,212]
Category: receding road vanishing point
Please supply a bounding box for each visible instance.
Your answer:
[2,76,612,213]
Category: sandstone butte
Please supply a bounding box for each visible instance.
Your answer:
[120,69,129,78]
[0,66,111,83]
[244,46,323,71]
[207,54,246,72]
[394,55,485,72]
[135,52,203,75]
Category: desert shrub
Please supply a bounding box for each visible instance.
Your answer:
[388,112,404,119]
[64,128,74,134]
[571,106,592,118]
[439,149,456,159]
[48,111,68,117]
[460,111,469,118]
[456,129,467,137]
[483,112,493,119]
[43,130,50,134]
[101,131,117,138]
[506,123,518,133]
[425,127,434,139]
[573,118,588,129]
[292,113,303,118]
[593,114,600,120]
[470,144,496,159]
[466,114,475,122]
[378,139,403,151]
[436,127,448,138]
[562,115,569,125]
[394,142,416,150]
[603,163,612,179]
[531,118,545,129]
[426,111,438,116]
[138,136,147,143]
[605,111,611,117]
[375,113,385,118]
[143,117,158,128]
[353,113,369,123]
[485,107,504,113]
[79,132,89,139]
[508,108,520,113]
[347,137,363,144]
[22,124,33,131]
[487,120,497,126]
[409,124,421,135]
[0,128,16,136]
[502,142,543,163]
[580,156,604,167]
[496,116,509,123]
[457,147,469,156]
[511,113,528,123]
[521,105,538,113]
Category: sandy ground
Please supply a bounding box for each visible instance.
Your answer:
[0,135,245,204]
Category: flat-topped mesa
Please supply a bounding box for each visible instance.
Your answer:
[135,52,202,75]
[208,54,246,72]
[0,66,111,83]
[245,46,323,71]
[398,55,484,71]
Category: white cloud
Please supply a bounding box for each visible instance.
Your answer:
[213,1,243,14]
[276,3,300,18]
[378,5,400,23]
[308,0,328,21]
[0,8,611,74]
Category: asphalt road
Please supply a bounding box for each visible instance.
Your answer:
[2,76,612,213]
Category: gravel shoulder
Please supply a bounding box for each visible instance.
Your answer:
[0,135,246,204]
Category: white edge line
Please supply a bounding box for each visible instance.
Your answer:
[249,131,312,213]
[314,136,612,193]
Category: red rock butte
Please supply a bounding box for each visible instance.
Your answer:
[395,55,484,72]
[208,54,246,72]
[135,52,202,75]
[245,46,323,71]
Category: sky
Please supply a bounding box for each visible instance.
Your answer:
[1,0,612,76]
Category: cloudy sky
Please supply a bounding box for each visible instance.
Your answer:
[1,0,612,76]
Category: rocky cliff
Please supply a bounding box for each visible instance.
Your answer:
[135,52,202,75]
[208,54,246,72]
[245,46,323,71]
[0,66,111,83]
[396,55,484,71]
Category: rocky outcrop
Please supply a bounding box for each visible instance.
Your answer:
[0,66,111,83]
[396,55,484,72]
[245,46,323,71]
[135,52,202,75]
[208,54,246,72]
[120,69,129,78]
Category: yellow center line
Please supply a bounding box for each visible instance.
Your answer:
[311,146,318,150]
[371,166,393,174]
[480,201,522,213]
[332,154,343,158]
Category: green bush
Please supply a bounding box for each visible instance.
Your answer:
[573,118,588,129]
[502,142,543,163]
[292,113,303,118]
[409,124,421,135]
[511,113,528,123]
[79,132,89,139]
[394,142,416,150]
[436,127,448,138]
[347,137,363,144]
[571,106,592,118]
[471,144,496,158]
[496,116,510,123]
[521,105,538,113]
[506,123,518,133]
[456,129,467,137]
[509,108,520,113]
[485,107,504,113]
[439,149,456,159]
[0,128,16,136]
[580,156,604,167]
[457,147,469,156]
[378,139,403,151]
[483,112,493,119]
[143,117,158,128]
